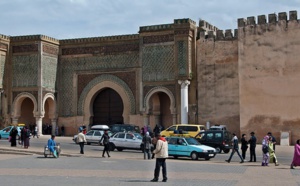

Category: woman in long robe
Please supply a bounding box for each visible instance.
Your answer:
[291,139,300,169]
[268,136,279,166]
[9,127,18,147]
[262,135,270,166]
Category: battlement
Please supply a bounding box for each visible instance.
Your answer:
[60,34,139,44]
[139,24,173,32]
[0,34,10,41]
[199,29,238,41]
[199,20,218,33]
[10,35,59,44]
[174,18,196,25]
[238,10,298,27]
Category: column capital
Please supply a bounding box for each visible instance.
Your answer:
[178,80,190,88]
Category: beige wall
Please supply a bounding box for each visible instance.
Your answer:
[239,19,300,144]
[197,35,240,135]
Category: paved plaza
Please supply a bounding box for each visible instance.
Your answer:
[0,136,300,186]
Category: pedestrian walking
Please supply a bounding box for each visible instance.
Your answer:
[76,128,86,154]
[248,131,257,162]
[23,126,30,149]
[291,139,300,169]
[100,130,110,158]
[9,127,18,147]
[61,125,65,136]
[33,125,38,138]
[262,135,270,166]
[151,133,168,182]
[225,133,244,163]
[143,132,152,159]
[268,132,276,152]
[268,136,279,166]
[241,134,248,160]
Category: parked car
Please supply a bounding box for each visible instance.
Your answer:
[160,124,206,138]
[195,130,233,153]
[0,125,24,139]
[73,129,112,145]
[209,125,227,131]
[109,124,140,134]
[109,132,143,152]
[166,136,216,160]
[91,125,110,131]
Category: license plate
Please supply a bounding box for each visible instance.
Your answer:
[209,154,214,157]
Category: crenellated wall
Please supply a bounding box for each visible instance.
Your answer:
[238,10,300,143]
[197,29,239,134]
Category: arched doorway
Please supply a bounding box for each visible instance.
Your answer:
[18,98,35,125]
[93,88,124,125]
[149,92,172,129]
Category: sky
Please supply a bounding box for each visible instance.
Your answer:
[1,0,300,39]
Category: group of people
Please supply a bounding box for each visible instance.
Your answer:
[225,131,300,168]
[9,126,31,148]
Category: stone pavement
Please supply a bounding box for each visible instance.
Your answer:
[1,136,300,185]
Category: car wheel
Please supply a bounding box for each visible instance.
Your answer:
[173,156,178,159]
[117,148,123,151]
[191,152,198,160]
[215,147,221,153]
[0,135,1,139]
[109,143,115,151]
[44,154,47,158]
[223,149,230,153]
[140,144,144,153]
[87,142,91,145]
[205,157,210,161]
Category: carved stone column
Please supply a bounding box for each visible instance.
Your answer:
[143,113,149,127]
[178,80,190,124]
[35,117,43,136]
[51,118,57,135]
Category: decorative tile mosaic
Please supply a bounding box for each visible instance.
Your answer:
[12,55,38,87]
[58,53,138,116]
[0,55,5,87]
[177,41,187,75]
[142,45,175,81]
[42,55,57,90]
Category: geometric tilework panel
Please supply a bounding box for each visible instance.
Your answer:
[58,53,138,116]
[77,74,135,115]
[42,55,57,90]
[0,55,5,87]
[177,41,187,75]
[142,45,175,81]
[12,54,38,87]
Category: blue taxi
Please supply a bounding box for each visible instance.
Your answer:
[166,136,216,160]
[0,125,24,139]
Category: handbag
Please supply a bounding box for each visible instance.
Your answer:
[8,136,11,142]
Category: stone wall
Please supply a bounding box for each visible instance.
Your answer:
[197,30,240,134]
[238,11,300,144]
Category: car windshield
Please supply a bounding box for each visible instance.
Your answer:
[133,133,142,140]
[185,138,201,145]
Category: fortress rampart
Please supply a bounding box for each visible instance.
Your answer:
[238,10,299,35]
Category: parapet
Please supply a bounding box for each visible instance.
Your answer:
[139,24,174,32]
[237,10,298,28]
[60,34,139,44]
[10,35,59,44]
[199,20,218,33]
[199,29,238,40]
[0,34,10,41]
